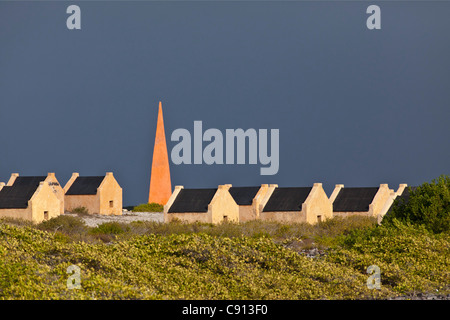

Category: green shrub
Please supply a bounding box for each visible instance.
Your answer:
[1,221,448,299]
[71,207,89,215]
[132,203,163,212]
[125,216,376,245]
[90,222,129,235]
[0,217,34,227]
[383,175,450,233]
[53,231,71,243]
[330,221,450,295]
[37,215,87,235]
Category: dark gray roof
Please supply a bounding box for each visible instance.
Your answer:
[387,186,417,214]
[398,186,417,203]
[168,188,217,213]
[229,186,260,205]
[333,187,379,212]
[65,176,104,195]
[263,187,312,212]
[0,176,46,209]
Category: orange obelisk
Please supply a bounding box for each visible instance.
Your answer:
[148,101,172,205]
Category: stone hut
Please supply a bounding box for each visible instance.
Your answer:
[228,185,273,222]
[330,184,393,219]
[0,175,61,223]
[378,184,413,224]
[6,172,65,214]
[164,185,239,224]
[64,172,122,215]
[259,183,332,224]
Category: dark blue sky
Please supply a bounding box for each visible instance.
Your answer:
[1,1,449,206]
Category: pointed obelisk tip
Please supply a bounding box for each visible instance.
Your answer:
[149,99,171,205]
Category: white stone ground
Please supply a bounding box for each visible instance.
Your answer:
[66,210,164,227]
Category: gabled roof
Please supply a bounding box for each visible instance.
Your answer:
[228,186,260,205]
[0,176,46,209]
[333,187,378,212]
[168,188,217,213]
[397,186,417,203]
[387,186,418,214]
[263,187,312,212]
[65,176,105,195]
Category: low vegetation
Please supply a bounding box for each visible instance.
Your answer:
[132,203,164,212]
[1,176,448,299]
[382,174,449,234]
[71,207,89,215]
[0,215,448,299]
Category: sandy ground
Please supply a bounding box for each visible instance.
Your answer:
[66,210,164,227]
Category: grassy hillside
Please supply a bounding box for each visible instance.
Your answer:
[0,216,449,299]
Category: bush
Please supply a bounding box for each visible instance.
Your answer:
[1,221,449,299]
[125,216,377,246]
[329,221,450,295]
[0,217,34,227]
[132,203,163,212]
[383,175,450,233]
[71,207,89,215]
[37,215,87,235]
[90,222,129,235]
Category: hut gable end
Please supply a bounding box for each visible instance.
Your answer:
[0,174,61,223]
[64,173,122,216]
